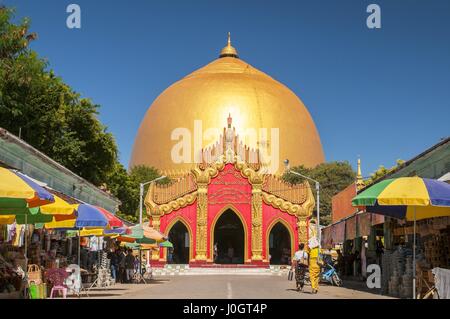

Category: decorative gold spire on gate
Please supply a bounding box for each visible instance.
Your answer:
[356,157,365,190]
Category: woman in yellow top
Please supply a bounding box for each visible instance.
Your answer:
[308,245,321,294]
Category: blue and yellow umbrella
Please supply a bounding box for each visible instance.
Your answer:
[352,177,450,220]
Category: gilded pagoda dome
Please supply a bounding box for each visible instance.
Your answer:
[130,34,324,174]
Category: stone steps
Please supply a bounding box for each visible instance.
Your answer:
[151,264,292,276]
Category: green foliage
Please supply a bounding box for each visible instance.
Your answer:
[282,161,356,226]
[364,159,405,186]
[105,164,169,219]
[0,7,117,185]
[115,211,138,224]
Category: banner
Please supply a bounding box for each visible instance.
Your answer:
[321,226,333,249]
[371,213,385,225]
[345,216,356,240]
[358,213,372,237]
[331,221,345,244]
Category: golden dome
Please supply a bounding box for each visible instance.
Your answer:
[130,36,325,174]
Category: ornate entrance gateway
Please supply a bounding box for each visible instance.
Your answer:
[167,221,190,264]
[268,222,293,265]
[213,209,245,264]
[145,116,315,267]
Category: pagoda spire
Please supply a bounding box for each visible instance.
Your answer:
[356,156,365,190]
[219,32,239,58]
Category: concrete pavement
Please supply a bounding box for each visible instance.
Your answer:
[75,275,392,299]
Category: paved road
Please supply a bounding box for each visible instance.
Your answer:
[80,275,391,299]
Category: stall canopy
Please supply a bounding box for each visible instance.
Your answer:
[0,167,54,212]
[352,177,450,220]
[95,206,124,228]
[75,204,108,228]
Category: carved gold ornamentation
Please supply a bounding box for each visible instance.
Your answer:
[251,184,263,261]
[262,175,308,204]
[297,216,308,244]
[152,173,197,204]
[262,192,303,216]
[195,186,208,260]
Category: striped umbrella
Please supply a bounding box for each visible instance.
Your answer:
[0,167,54,212]
[95,206,124,228]
[352,177,450,220]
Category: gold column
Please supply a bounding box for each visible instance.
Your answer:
[297,215,308,245]
[150,213,161,261]
[195,184,208,261]
[251,183,263,261]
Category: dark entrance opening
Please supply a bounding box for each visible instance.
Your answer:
[167,221,189,264]
[214,209,245,264]
[269,222,291,265]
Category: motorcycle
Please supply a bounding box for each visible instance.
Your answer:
[320,260,342,287]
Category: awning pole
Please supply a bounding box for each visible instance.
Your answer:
[24,214,28,292]
[78,228,81,269]
[413,207,416,299]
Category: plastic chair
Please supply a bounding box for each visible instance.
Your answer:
[45,268,69,299]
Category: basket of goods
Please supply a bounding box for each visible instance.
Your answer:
[27,264,42,285]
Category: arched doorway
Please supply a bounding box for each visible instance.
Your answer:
[213,209,245,264]
[268,222,292,265]
[167,221,190,264]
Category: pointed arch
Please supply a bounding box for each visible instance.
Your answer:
[210,204,249,263]
[164,216,194,262]
[265,218,295,263]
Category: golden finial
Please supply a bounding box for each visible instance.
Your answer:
[356,156,365,190]
[220,32,239,58]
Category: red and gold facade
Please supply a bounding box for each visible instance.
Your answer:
[145,121,315,267]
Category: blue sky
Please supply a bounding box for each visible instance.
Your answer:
[3,0,450,177]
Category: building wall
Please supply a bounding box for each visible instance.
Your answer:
[158,200,198,261]
[331,183,358,224]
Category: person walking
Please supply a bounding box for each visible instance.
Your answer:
[308,238,321,294]
[292,243,309,291]
[117,248,126,283]
[125,249,135,283]
[107,247,118,281]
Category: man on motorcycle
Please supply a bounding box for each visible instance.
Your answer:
[292,243,309,291]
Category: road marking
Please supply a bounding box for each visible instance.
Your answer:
[227,282,232,299]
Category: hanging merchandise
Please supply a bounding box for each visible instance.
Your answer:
[7,223,16,242]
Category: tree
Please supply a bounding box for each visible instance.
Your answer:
[283,161,356,226]
[0,7,117,185]
[105,164,169,221]
[364,159,405,186]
